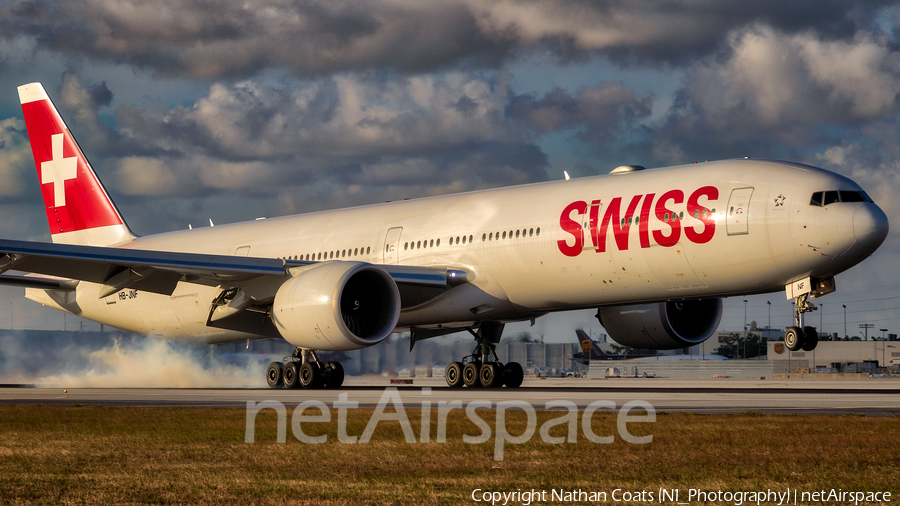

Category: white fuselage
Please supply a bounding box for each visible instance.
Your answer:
[27,159,887,344]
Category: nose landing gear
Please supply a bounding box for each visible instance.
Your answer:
[784,293,819,352]
[266,348,344,389]
[444,323,524,388]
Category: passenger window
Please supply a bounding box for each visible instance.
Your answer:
[489,233,493,240]
[366,247,370,254]
[469,235,473,243]
[529,228,533,236]
[354,248,358,256]
[823,191,839,206]
[664,212,669,222]
[810,191,823,206]
[430,239,434,247]
[404,242,408,250]
[502,231,506,239]
[436,239,440,246]
[840,191,865,203]
[536,227,541,235]
[483,233,487,241]
[515,230,520,238]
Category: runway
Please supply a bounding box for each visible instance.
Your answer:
[2,377,899,415]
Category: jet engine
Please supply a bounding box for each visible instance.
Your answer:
[272,262,401,351]
[596,298,723,350]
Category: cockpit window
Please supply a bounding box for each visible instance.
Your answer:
[823,191,839,206]
[810,192,823,206]
[861,191,874,203]
[839,191,865,203]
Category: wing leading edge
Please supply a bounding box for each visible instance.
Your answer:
[0,238,466,299]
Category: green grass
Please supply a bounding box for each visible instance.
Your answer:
[0,406,897,504]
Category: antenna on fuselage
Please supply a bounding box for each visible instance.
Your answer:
[564,171,570,180]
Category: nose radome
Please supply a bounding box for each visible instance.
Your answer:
[853,204,889,249]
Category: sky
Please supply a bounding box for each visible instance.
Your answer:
[1,0,899,343]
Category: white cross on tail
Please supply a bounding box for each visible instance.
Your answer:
[41,133,77,207]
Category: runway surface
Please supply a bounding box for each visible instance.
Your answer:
[2,377,899,415]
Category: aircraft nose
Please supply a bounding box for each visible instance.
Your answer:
[853,204,889,251]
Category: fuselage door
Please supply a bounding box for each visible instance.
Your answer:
[582,201,603,250]
[726,187,754,235]
[383,227,403,264]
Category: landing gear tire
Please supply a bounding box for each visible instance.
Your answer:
[325,362,344,388]
[801,326,819,351]
[784,326,804,352]
[463,362,481,387]
[503,362,524,388]
[479,362,500,388]
[299,361,322,389]
[283,362,302,389]
[446,362,464,388]
[266,362,284,388]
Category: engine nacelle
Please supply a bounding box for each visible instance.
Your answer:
[272,262,401,351]
[596,298,723,350]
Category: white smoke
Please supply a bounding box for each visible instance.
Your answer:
[0,333,272,388]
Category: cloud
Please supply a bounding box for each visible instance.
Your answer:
[505,81,652,145]
[0,117,31,198]
[650,25,900,162]
[0,0,892,79]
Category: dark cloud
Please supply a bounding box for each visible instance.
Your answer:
[0,0,893,78]
[505,82,652,145]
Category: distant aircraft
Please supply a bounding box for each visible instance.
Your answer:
[572,329,726,362]
[0,82,888,389]
[572,329,655,362]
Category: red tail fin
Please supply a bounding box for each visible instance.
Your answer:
[18,82,135,246]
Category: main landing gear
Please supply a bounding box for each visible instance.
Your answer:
[266,348,344,389]
[445,323,524,388]
[784,293,819,352]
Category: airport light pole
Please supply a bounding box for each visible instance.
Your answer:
[881,328,887,340]
[767,301,771,341]
[743,299,748,359]
[859,323,874,341]
[843,305,847,339]
[880,329,888,369]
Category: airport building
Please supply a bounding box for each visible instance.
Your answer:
[767,340,899,372]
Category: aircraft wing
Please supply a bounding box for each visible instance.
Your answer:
[0,238,461,299]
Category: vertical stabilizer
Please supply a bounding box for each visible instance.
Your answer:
[18,82,136,246]
[575,328,605,358]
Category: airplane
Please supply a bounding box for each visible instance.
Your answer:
[572,329,725,363]
[572,328,655,362]
[0,82,888,389]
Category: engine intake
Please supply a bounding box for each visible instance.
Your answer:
[596,298,723,350]
[273,262,401,351]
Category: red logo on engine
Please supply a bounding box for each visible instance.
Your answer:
[558,186,718,257]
